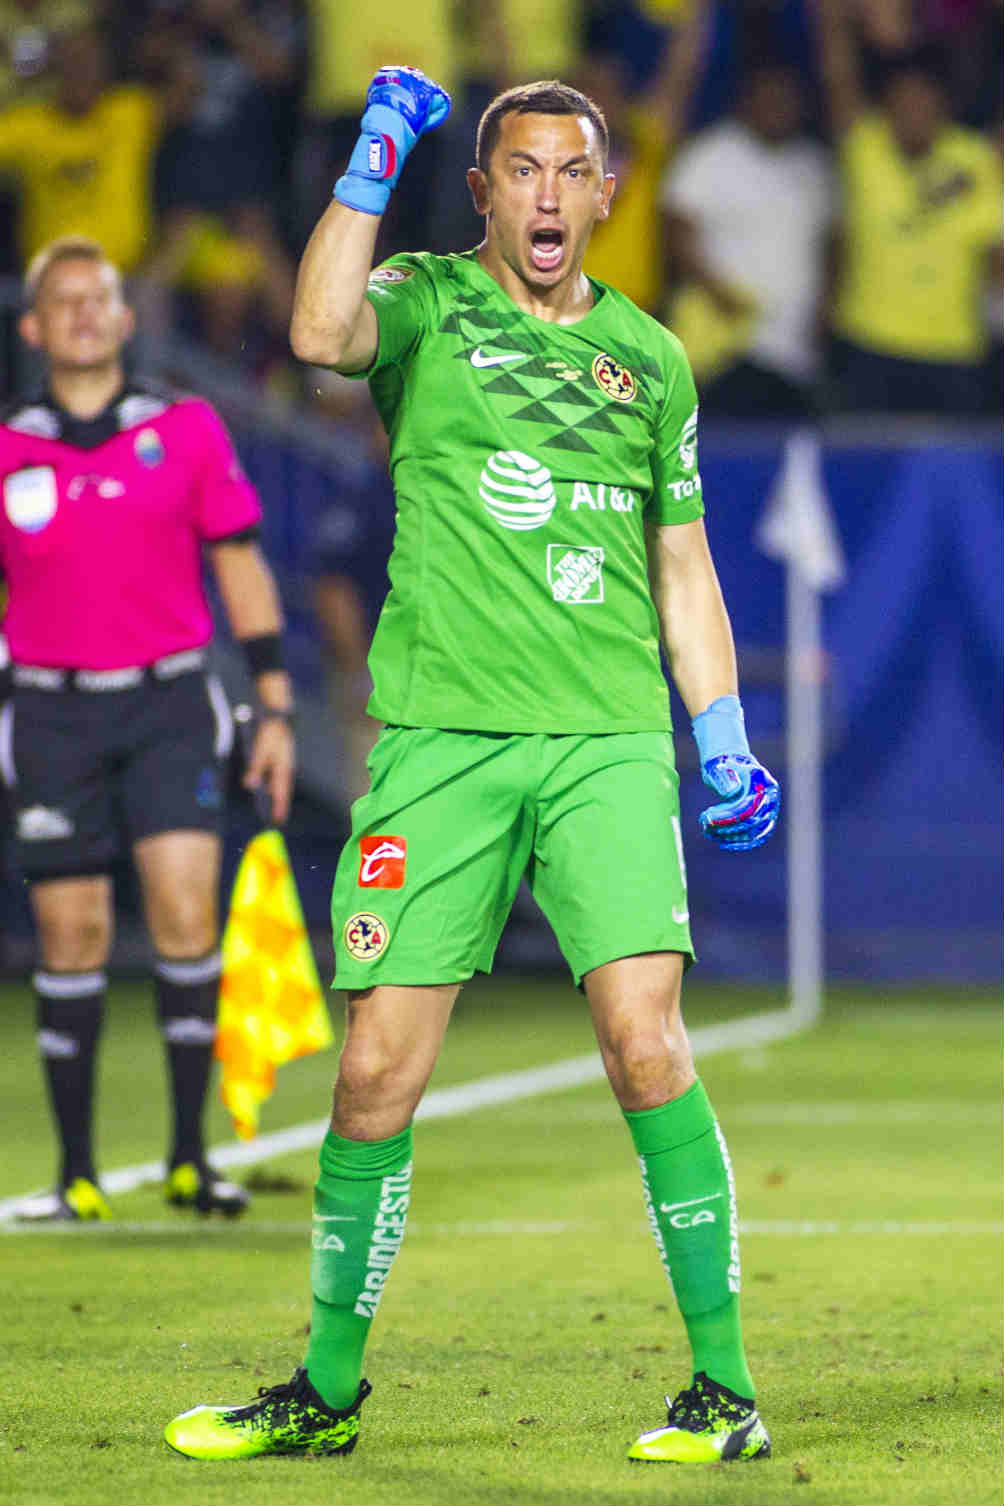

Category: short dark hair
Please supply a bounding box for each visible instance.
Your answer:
[475,80,609,173]
[879,41,951,94]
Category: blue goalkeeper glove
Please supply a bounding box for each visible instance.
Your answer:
[333,65,452,216]
[692,695,780,851]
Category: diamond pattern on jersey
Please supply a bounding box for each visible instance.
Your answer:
[480,371,532,397]
[439,290,660,457]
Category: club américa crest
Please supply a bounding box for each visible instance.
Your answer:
[591,352,637,404]
[344,911,390,961]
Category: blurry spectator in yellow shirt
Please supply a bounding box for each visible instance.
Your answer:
[818,0,1003,414]
[0,28,159,272]
[0,21,297,379]
[141,0,300,378]
[450,0,586,252]
[295,0,458,255]
[580,0,709,315]
[461,0,582,91]
[0,0,90,107]
[0,0,93,272]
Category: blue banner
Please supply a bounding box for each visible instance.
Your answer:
[685,430,1002,982]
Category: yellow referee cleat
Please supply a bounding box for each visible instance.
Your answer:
[15,1177,112,1222]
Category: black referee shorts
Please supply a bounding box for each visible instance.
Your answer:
[0,669,234,882]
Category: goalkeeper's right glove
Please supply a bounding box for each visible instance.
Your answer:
[692,694,780,851]
[333,65,452,216]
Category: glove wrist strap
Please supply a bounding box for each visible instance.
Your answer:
[333,104,416,215]
[691,694,751,763]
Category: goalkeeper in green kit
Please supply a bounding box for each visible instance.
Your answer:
[165,66,780,1467]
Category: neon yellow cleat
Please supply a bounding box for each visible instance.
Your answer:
[164,1369,371,1459]
[629,1372,771,1463]
[165,1161,250,1217]
[15,1177,112,1222]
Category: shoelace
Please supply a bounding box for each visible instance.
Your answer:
[254,1370,309,1407]
[665,1383,705,1428]
[665,1377,742,1430]
[250,1370,370,1419]
[255,1381,292,1404]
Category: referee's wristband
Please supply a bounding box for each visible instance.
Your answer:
[240,632,285,677]
[259,706,296,727]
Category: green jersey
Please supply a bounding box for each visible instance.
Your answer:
[359,250,704,734]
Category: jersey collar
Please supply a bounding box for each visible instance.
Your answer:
[6,380,172,449]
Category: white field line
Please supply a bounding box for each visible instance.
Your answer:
[0,1004,811,1223]
[498,1101,999,1126]
[729,1102,998,1125]
[2,1218,1000,1239]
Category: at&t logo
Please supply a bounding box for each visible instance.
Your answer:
[479,450,556,531]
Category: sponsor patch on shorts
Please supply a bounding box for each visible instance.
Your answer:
[358,835,407,889]
[344,912,390,961]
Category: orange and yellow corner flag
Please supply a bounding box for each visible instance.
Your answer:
[216,830,333,1139]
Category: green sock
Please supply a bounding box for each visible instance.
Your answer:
[305,1125,412,1408]
[624,1079,754,1399]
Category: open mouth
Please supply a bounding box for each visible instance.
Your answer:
[529,228,565,273]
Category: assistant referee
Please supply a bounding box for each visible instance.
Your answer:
[1,236,296,1221]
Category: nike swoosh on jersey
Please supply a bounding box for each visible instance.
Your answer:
[672,905,690,924]
[470,347,527,368]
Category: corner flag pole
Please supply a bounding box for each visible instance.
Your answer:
[785,530,825,1027]
[757,430,845,1031]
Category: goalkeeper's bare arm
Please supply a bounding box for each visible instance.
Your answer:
[290,201,381,372]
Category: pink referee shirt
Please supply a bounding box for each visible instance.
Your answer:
[0,388,262,669]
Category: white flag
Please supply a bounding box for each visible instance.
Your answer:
[756,430,846,591]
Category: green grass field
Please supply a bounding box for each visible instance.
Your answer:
[0,974,1000,1506]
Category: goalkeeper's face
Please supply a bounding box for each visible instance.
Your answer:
[468,112,614,293]
[20,256,134,374]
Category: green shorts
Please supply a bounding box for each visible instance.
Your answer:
[331,726,694,990]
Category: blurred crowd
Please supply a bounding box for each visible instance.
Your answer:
[0,0,1000,417]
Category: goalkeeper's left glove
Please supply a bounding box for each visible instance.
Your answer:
[692,694,780,851]
[333,65,452,216]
